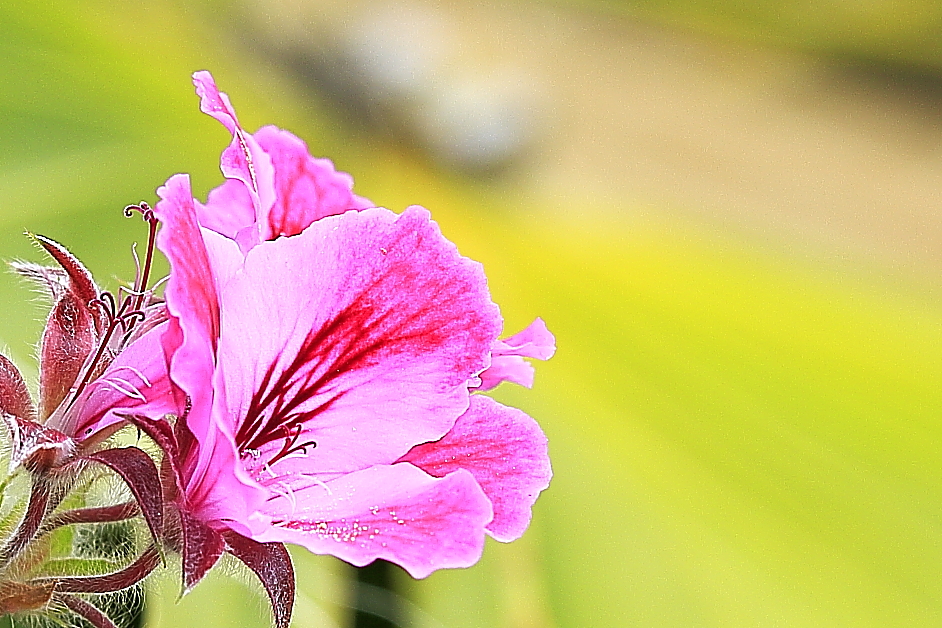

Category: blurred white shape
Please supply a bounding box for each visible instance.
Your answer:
[243,0,548,172]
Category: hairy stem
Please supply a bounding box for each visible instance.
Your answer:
[33,545,160,593]
[55,592,119,628]
[0,479,50,570]
[40,501,139,535]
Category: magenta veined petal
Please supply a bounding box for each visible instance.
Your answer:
[213,205,502,476]
[399,395,551,542]
[256,463,493,579]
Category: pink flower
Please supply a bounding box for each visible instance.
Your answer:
[155,71,553,579]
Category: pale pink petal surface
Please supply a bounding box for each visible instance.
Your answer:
[196,181,255,241]
[495,318,556,360]
[476,356,535,391]
[477,318,556,391]
[400,395,551,541]
[256,463,493,579]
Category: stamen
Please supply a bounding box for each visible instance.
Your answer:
[130,241,142,286]
[63,203,161,412]
[266,424,317,467]
[270,482,298,516]
[96,377,146,402]
[109,365,152,389]
[123,201,159,315]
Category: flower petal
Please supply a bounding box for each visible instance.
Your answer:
[495,318,555,360]
[155,173,220,425]
[195,180,255,241]
[66,324,177,441]
[253,125,372,239]
[192,71,275,247]
[399,395,551,542]
[476,318,556,392]
[476,355,534,391]
[216,206,502,475]
[256,463,492,579]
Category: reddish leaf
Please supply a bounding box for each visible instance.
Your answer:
[33,234,98,307]
[9,260,67,301]
[222,530,295,628]
[43,501,139,533]
[84,447,163,543]
[36,546,160,593]
[121,413,180,480]
[29,235,105,418]
[55,593,118,628]
[0,354,34,419]
[0,414,74,473]
[39,293,97,419]
[180,510,225,593]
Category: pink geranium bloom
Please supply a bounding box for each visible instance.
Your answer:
[155,72,553,579]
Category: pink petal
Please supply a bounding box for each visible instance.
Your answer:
[256,463,493,579]
[178,415,268,538]
[0,353,34,419]
[494,318,555,360]
[155,176,267,528]
[65,324,177,441]
[215,206,501,475]
[192,71,275,246]
[253,125,372,239]
[155,173,220,428]
[476,318,556,392]
[476,356,534,391]
[196,180,255,241]
[399,395,551,542]
[192,70,241,136]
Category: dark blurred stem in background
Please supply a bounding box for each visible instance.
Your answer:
[354,560,405,628]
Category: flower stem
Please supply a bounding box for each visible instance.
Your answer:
[40,501,139,535]
[55,592,119,628]
[32,545,160,593]
[0,479,50,570]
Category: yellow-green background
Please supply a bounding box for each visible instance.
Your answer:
[2,1,942,626]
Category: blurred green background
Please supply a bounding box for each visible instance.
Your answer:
[3,0,942,626]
